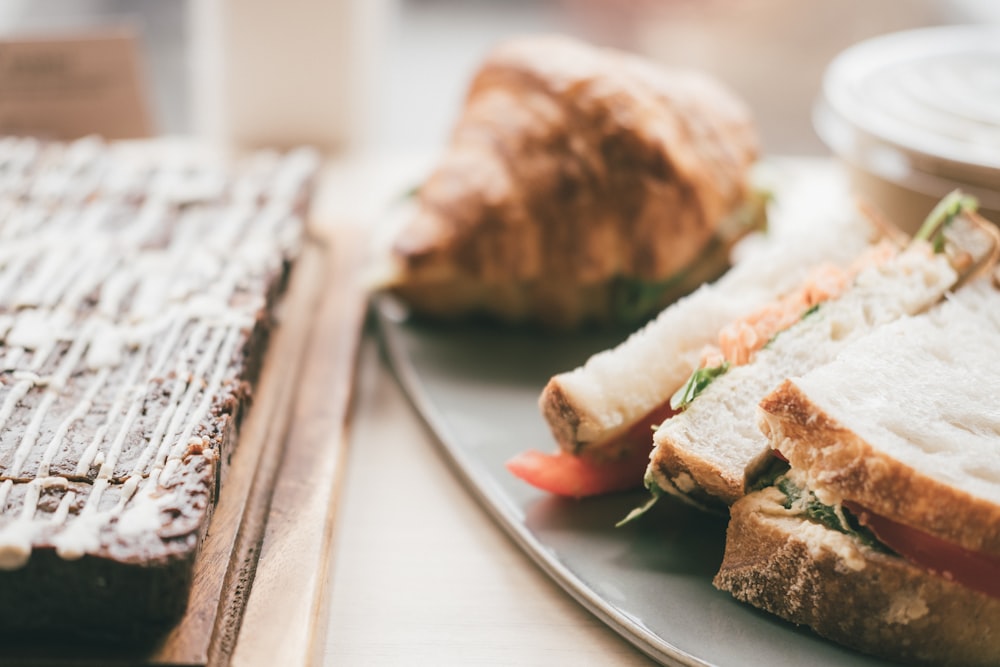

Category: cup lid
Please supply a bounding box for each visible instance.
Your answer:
[816,25,1000,185]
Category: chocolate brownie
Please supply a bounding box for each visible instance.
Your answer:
[0,137,317,638]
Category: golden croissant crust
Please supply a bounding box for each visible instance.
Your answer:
[385,34,760,328]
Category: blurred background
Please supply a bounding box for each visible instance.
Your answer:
[0,0,997,154]
[373,0,998,155]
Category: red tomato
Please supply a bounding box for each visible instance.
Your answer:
[845,501,1000,600]
[507,401,677,498]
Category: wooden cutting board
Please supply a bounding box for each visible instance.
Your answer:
[1,224,368,666]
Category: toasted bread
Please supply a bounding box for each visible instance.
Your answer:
[715,485,1000,667]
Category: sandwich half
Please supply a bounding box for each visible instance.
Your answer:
[643,195,1000,510]
[508,204,884,497]
[715,277,1000,666]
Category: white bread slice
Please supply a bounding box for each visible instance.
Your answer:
[540,207,879,454]
[759,278,1000,556]
[714,485,1000,667]
[648,245,961,505]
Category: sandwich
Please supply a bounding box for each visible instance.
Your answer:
[640,193,1000,512]
[372,34,762,329]
[715,277,1000,666]
[509,198,887,497]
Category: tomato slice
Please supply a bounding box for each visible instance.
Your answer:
[844,501,1000,600]
[506,443,650,499]
[507,402,678,499]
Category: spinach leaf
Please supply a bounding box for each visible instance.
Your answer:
[669,362,729,411]
[776,476,892,553]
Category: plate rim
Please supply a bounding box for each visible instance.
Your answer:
[375,300,710,667]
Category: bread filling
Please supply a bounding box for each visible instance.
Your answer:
[770,471,889,553]
[673,190,985,415]
[776,467,1000,600]
[669,240,899,411]
[707,240,898,366]
[507,401,678,498]
[845,500,1000,600]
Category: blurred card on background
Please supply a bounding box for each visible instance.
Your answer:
[0,28,152,140]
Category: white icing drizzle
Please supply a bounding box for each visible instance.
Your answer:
[146,326,229,476]
[122,322,211,479]
[52,479,106,560]
[14,245,76,309]
[0,381,32,434]
[50,490,75,526]
[163,325,242,481]
[0,136,315,566]
[117,473,177,538]
[7,320,96,477]
[6,310,54,350]
[1,347,24,372]
[0,254,31,304]
[37,368,111,478]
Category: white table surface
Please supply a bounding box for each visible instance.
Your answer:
[323,336,657,666]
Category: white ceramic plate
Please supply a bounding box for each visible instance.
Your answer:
[376,304,893,667]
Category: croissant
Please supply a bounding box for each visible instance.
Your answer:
[379,34,760,328]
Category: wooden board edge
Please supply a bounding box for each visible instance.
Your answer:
[155,238,330,665]
[229,224,369,667]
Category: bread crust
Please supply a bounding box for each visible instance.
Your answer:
[760,379,1000,556]
[647,459,730,512]
[649,433,747,506]
[649,409,776,506]
[716,488,1000,666]
[539,378,603,454]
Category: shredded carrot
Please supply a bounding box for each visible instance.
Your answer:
[701,240,898,368]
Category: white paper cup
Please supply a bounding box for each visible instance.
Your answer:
[814,25,1000,233]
